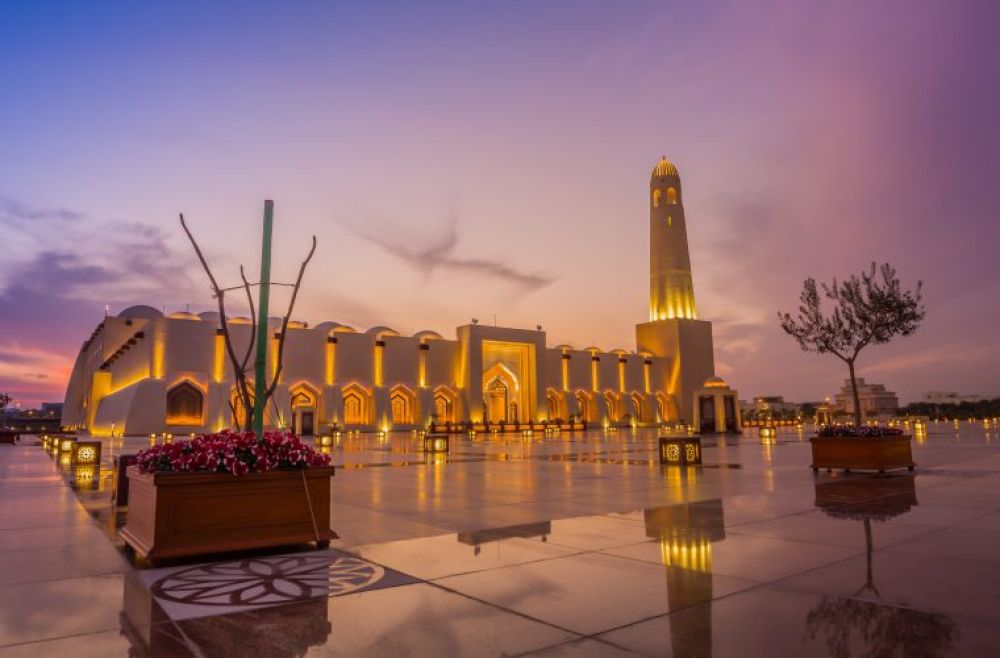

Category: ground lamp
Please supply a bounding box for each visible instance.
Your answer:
[659,436,702,466]
[72,440,101,466]
[424,433,449,453]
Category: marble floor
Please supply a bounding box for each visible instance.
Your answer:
[1,423,999,656]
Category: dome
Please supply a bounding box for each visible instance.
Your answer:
[704,376,728,389]
[414,330,444,342]
[365,325,400,339]
[652,156,678,178]
[167,311,200,321]
[118,305,162,320]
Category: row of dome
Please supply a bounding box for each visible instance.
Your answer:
[116,305,646,355]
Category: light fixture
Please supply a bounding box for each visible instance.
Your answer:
[424,433,449,453]
[659,436,702,466]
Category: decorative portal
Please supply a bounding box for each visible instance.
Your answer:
[486,378,509,423]
[659,436,702,466]
[151,554,386,606]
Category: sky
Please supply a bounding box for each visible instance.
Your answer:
[2,0,999,408]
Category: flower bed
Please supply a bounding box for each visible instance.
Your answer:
[121,431,336,560]
[136,430,330,475]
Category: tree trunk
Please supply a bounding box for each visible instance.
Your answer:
[847,359,862,428]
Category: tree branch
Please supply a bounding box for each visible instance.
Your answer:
[266,235,318,401]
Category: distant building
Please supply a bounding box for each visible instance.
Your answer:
[2,403,63,433]
[921,391,998,405]
[752,396,799,415]
[834,379,899,417]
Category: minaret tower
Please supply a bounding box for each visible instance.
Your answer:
[637,154,718,425]
[649,156,697,321]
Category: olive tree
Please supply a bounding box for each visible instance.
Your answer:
[0,393,10,430]
[778,262,924,428]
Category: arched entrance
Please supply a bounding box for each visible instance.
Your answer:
[482,361,519,424]
[289,383,319,436]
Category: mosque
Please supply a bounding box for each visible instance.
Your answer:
[61,157,741,437]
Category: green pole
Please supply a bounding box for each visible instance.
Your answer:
[252,200,274,437]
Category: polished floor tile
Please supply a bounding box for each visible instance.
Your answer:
[597,585,999,657]
[349,532,579,580]
[436,551,758,635]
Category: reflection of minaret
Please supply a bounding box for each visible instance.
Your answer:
[644,500,725,658]
[649,156,696,321]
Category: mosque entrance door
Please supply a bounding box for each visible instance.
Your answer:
[487,379,509,423]
[724,396,737,432]
[299,412,314,436]
[699,396,716,433]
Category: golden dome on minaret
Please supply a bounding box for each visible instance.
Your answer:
[652,156,679,178]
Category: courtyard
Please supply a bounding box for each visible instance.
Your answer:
[0,425,998,656]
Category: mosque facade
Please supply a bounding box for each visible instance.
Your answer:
[62,157,741,436]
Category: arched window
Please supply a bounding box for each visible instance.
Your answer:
[167,382,204,425]
[666,187,678,204]
[652,189,662,208]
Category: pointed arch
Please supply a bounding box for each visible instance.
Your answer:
[575,390,598,423]
[433,385,459,424]
[289,381,319,408]
[389,384,417,425]
[289,381,320,436]
[656,391,678,423]
[666,187,678,204]
[631,392,647,423]
[483,360,519,423]
[342,383,373,426]
[546,388,565,421]
[166,380,204,425]
[652,188,662,208]
[604,390,621,422]
[229,383,270,429]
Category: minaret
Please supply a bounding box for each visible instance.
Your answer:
[649,156,697,321]
[637,154,715,424]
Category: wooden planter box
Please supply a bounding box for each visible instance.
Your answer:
[810,435,914,473]
[120,465,336,560]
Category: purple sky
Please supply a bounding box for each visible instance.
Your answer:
[2,1,999,408]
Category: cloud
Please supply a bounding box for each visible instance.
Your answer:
[0,197,84,226]
[0,198,205,405]
[350,216,555,291]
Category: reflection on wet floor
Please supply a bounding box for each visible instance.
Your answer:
[5,426,1000,656]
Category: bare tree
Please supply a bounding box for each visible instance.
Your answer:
[778,262,924,428]
[180,214,316,433]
